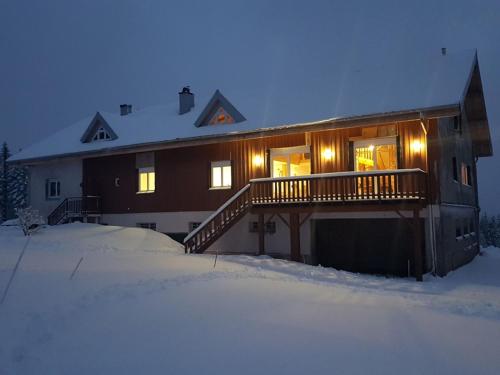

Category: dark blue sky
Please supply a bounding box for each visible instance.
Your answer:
[1,0,499,212]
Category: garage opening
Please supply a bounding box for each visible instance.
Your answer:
[311,218,425,277]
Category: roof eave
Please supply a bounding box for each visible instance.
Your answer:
[8,104,461,165]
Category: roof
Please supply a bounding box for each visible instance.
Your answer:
[9,49,486,163]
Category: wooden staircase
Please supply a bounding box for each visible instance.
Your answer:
[47,196,101,226]
[184,185,251,254]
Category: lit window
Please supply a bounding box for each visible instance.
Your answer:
[211,161,232,189]
[138,167,155,193]
[92,127,111,142]
[46,179,61,199]
[461,163,471,186]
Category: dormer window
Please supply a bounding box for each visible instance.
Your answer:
[80,112,118,143]
[92,127,111,142]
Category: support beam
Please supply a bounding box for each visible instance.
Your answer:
[413,208,423,282]
[258,213,265,256]
[289,213,301,262]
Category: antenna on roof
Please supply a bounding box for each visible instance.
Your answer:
[441,47,447,56]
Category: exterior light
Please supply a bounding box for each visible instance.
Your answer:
[368,145,375,151]
[412,140,423,153]
[323,148,334,160]
[253,155,264,167]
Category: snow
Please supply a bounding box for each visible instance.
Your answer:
[1,223,500,374]
[9,49,476,163]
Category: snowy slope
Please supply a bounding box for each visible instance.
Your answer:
[1,223,499,374]
[9,49,476,163]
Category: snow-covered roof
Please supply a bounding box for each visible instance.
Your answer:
[9,49,478,163]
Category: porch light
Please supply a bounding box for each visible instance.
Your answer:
[368,145,375,151]
[411,140,423,153]
[323,148,334,160]
[253,154,264,167]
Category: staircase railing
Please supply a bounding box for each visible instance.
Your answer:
[47,196,101,225]
[184,184,251,254]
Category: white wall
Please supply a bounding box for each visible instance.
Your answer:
[102,209,430,265]
[28,158,82,219]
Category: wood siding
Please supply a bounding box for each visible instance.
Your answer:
[83,121,428,214]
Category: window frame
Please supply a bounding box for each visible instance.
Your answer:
[461,163,472,186]
[452,157,458,182]
[46,178,61,200]
[137,222,157,231]
[210,160,232,190]
[91,126,111,142]
[137,167,155,194]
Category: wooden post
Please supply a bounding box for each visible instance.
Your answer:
[290,213,301,262]
[413,208,423,282]
[258,213,265,255]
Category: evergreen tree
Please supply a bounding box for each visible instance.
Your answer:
[0,142,28,222]
[480,213,489,247]
[0,142,9,221]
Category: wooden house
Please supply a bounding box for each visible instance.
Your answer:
[9,50,492,280]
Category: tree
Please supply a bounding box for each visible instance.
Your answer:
[0,142,27,222]
[0,142,9,222]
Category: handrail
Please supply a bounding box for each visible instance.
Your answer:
[47,196,101,225]
[250,168,425,183]
[183,184,250,243]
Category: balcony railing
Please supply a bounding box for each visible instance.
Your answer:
[250,169,427,205]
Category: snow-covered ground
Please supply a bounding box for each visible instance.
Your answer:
[1,223,499,374]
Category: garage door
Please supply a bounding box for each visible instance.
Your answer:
[312,218,424,277]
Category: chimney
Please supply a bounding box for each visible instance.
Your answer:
[441,47,447,56]
[179,86,194,114]
[120,104,132,116]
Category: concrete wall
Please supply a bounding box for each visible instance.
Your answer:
[28,158,82,219]
[435,204,479,276]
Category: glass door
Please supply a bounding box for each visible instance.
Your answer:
[354,138,397,196]
[270,146,311,199]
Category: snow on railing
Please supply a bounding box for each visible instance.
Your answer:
[250,168,425,183]
[183,184,251,244]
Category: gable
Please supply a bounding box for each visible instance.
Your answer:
[80,112,118,143]
[462,59,492,157]
[194,90,246,127]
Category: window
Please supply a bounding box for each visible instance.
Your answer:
[211,161,232,189]
[137,223,156,231]
[188,222,201,231]
[461,163,472,186]
[452,157,458,181]
[92,127,111,142]
[455,223,462,239]
[452,116,461,132]
[46,179,61,199]
[138,167,155,193]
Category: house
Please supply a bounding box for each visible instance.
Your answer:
[8,49,492,280]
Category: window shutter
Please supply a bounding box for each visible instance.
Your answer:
[348,141,354,171]
[136,152,155,169]
[45,180,49,199]
[396,135,402,169]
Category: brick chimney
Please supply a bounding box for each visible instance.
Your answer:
[120,104,132,116]
[179,86,194,114]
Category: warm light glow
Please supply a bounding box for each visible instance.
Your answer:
[253,155,264,167]
[323,148,334,160]
[138,170,155,192]
[411,140,423,153]
[368,144,375,151]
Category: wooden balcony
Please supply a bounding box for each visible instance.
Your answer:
[184,169,427,255]
[250,168,427,207]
